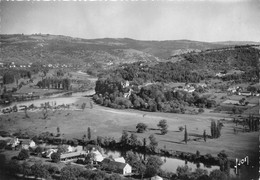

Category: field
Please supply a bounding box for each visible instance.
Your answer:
[0,96,258,164]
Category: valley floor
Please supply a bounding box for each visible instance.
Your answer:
[0,96,258,165]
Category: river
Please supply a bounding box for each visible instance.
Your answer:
[102,148,220,174]
[0,90,95,110]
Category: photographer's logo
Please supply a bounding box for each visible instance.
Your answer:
[234,156,249,174]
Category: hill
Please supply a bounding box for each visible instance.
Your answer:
[2,34,257,67]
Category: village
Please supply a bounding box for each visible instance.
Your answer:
[0,135,133,177]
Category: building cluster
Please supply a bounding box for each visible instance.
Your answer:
[6,137,36,150]
[173,83,207,93]
[227,86,259,96]
[0,62,32,68]
[3,136,132,175]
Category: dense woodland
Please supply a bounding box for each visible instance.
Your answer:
[94,78,216,113]
[98,47,259,84]
[94,47,260,112]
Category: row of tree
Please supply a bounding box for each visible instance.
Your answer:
[37,78,71,90]
[210,120,223,139]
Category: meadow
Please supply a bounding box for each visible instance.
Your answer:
[0,96,258,163]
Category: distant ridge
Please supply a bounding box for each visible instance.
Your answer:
[1,34,258,66]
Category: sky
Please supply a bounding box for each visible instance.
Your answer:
[1,0,260,42]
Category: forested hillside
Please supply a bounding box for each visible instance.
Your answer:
[94,45,260,113]
[102,46,260,83]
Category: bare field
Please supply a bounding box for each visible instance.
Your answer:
[0,96,258,163]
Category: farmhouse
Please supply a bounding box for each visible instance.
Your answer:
[7,137,20,148]
[42,149,58,158]
[227,87,238,93]
[60,151,87,161]
[102,158,132,175]
[216,72,226,77]
[238,91,252,96]
[91,149,104,162]
[20,139,36,149]
[114,157,126,163]
[121,80,130,88]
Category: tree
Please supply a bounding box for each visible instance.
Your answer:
[108,173,123,180]
[81,103,86,111]
[129,133,140,147]
[191,168,208,180]
[34,146,44,156]
[43,164,59,175]
[148,134,158,152]
[120,130,129,147]
[57,145,67,154]
[42,106,48,119]
[61,165,84,180]
[145,156,163,177]
[85,152,96,165]
[51,152,61,163]
[198,108,204,113]
[31,161,51,179]
[7,159,21,175]
[239,98,246,105]
[210,120,222,138]
[18,149,29,160]
[203,130,207,142]
[90,101,93,109]
[157,119,168,135]
[88,127,91,140]
[0,140,7,149]
[20,161,31,177]
[209,169,227,180]
[125,150,139,169]
[24,107,30,118]
[137,161,146,180]
[218,150,230,176]
[176,165,192,179]
[136,123,148,133]
[184,125,188,144]
[57,127,60,137]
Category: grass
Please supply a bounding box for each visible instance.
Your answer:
[0,96,258,164]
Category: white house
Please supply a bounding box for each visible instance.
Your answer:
[60,151,87,161]
[114,157,126,163]
[227,87,238,93]
[102,158,132,175]
[216,72,225,77]
[121,81,130,88]
[42,149,58,158]
[21,139,36,149]
[73,145,83,152]
[238,91,252,96]
[65,145,73,152]
[7,137,20,148]
[92,149,104,162]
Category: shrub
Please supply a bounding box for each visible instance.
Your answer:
[18,149,30,160]
[179,126,184,132]
[157,119,168,135]
[209,169,227,180]
[198,108,204,113]
[136,123,148,133]
[51,152,60,163]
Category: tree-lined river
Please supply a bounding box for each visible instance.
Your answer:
[102,149,220,174]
